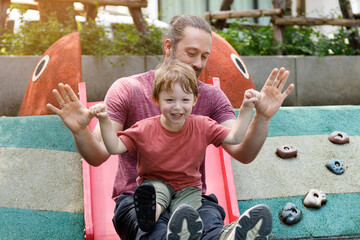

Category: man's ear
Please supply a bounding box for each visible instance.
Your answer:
[193,96,198,106]
[152,97,159,106]
[164,39,173,58]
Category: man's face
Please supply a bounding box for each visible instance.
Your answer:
[171,27,212,77]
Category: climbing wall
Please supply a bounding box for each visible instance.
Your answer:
[231,106,360,239]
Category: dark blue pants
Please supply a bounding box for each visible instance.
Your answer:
[113,193,226,240]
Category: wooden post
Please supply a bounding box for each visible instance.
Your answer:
[85,3,98,22]
[45,0,147,8]
[272,16,360,26]
[272,0,287,55]
[37,0,77,30]
[339,0,360,54]
[297,0,306,16]
[129,7,147,34]
[204,9,283,20]
[0,0,10,34]
[214,0,233,29]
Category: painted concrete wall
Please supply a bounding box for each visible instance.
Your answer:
[0,115,84,239]
[1,55,360,116]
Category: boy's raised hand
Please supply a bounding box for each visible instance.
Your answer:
[89,103,108,119]
[47,83,93,134]
[243,89,261,108]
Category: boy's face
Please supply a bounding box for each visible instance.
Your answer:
[155,83,197,131]
[168,27,212,77]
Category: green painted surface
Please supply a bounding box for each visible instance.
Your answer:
[0,207,84,240]
[234,105,360,136]
[0,115,76,152]
[238,193,360,239]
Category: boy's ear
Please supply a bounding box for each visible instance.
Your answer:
[193,96,198,106]
[152,97,159,106]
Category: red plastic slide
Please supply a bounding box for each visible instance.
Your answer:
[79,79,240,240]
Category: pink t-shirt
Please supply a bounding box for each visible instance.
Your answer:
[117,115,231,191]
[105,70,235,200]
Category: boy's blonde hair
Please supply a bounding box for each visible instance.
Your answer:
[153,60,199,100]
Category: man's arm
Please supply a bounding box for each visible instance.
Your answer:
[47,83,124,166]
[221,67,294,164]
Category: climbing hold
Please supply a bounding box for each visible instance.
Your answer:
[280,202,302,225]
[276,145,297,159]
[326,158,345,175]
[303,189,327,208]
[328,131,349,144]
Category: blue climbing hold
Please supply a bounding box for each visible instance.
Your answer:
[326,158,345,175]
[280,202,302,225]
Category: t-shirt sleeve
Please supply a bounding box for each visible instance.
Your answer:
[104,78,133,125]
[204,117,231,147]
[116,123,140,152]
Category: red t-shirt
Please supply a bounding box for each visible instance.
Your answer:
[105,70,236,200]
[117,115,231,191]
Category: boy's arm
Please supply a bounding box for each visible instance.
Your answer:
[89,103,128,155]
[223,89,260,144]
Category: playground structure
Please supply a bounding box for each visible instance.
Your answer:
[0,5,360,237]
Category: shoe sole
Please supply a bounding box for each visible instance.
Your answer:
[134,183,157,232]
[167,204,203,240]
[236,204,272,240]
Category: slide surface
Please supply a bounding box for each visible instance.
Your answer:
[79,81,240,240]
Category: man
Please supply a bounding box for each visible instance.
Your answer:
[48,15,294,240]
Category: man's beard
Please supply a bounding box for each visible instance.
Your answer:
[170,51,203,77]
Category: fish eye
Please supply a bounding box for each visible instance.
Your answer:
[32,55,50,82]
[230,53,249,80]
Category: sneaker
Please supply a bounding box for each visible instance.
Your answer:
[167,204,203,240]
[218,204,272,240]
[134,183,157,232]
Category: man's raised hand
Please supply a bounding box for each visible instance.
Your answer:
[47,83,93,134]
[255,67,294,119]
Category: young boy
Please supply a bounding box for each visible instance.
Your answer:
[89,60,261,237]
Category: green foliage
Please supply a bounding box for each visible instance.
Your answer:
[79,20,114,56]
[1,15,74,55]
[0,14,166,56]
[216,20,278,56]
[215,19,359,56]
[1,13,359,57]
[110,23,164,56]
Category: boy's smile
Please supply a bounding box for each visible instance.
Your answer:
[156,83,197,132]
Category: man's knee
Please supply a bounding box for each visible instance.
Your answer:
[198,194,225,240]
[113,194,139,240]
